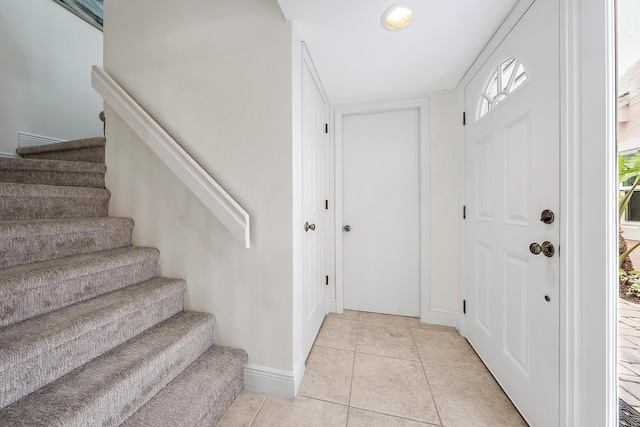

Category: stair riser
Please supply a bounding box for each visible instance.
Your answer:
[0,170,105,188]
[199,375,245,427]
[0,293,184,408]
[121,346,248,427]
[0,228,132,269]
[94,323,214,427]
[1,258,158,327]
[21,147,105,163]
[0,197,108,220]
[0,314,215,426]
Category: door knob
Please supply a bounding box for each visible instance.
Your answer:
[529,241,554,257]
[540,209,555,224]
[304,222,316,232]
[343,225,351,232]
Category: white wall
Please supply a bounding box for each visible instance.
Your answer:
[0,0,103,154]
[103,0,296,391]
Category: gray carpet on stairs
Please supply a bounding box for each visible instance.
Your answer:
[0,278,186,408]
[0,139,248,425]
[122,345,248,427]
[0,246,159,326]
[0,312,216,427]
[0,217,134,268]
[0,157,106,188]
[16,137,106,163]
[0,183,109,220]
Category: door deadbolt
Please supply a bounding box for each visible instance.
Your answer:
[529,241,555,257]
[304,222,316,232]
[343,225,351,232]
[540,209,555,224]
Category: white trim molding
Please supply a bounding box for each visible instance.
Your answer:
[244,361,304,398]
[560,0,617,425]
[91,65,251,248]
[333,97,430,320]
[18,132,64,148]
[429,310,459,329]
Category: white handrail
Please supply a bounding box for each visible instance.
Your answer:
[91,65,250,248]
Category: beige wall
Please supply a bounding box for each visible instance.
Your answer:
[427,90,460,314]
[103,0,295,376]
[0,0,103,154]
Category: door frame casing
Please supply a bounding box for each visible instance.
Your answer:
[333,98,430,321]
[458,0,617,425]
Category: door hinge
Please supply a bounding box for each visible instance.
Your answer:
[463,205,466,219]
[462,112,466,125]
[463,299,466,314]
[325,123,328,134]
[325,275,329,285]
[325,200,328,210]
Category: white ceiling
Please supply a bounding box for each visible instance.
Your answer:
[278,0,519,102]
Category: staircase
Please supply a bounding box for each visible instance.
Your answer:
[0,137,247,426]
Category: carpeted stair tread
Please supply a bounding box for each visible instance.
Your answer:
[0,183,109,220]
[0,217,134,268]
[0,311,215,426]
[0,246,160,326]
[15,137,105,156]
[0,277,186,408]
[123,345,248,427]
[15,137,106,163]
[0,157,106,188]
[0,182,108,197]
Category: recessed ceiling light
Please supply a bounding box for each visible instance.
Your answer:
[381,3,413,31]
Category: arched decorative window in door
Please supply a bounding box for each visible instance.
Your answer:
[477,58,527,119]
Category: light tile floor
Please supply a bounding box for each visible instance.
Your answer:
[219,310,527,427]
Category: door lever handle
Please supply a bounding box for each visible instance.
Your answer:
[304,222,316,232]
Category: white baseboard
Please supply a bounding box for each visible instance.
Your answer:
[18,132,64,148]
[428,310,459,329]
[293,356,305,395]
[328,298,337,313]
[0,152,20,158]
[244,361,305,398]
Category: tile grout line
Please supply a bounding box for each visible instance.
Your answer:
[347,312,360,409]
[347,404,443,426]
[344,310,362,426]
[411,326,444,426]
[247,393,268,427]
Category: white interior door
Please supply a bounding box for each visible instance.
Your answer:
[464,1,559,426]
[301,48,329,359]
[342,108,420,316]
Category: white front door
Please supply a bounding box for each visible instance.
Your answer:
[301,48,329,359]
[341,108,420,316]
[464,1,560,426]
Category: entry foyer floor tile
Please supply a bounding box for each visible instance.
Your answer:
[226,311,526,426]
[355,321,419,361]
